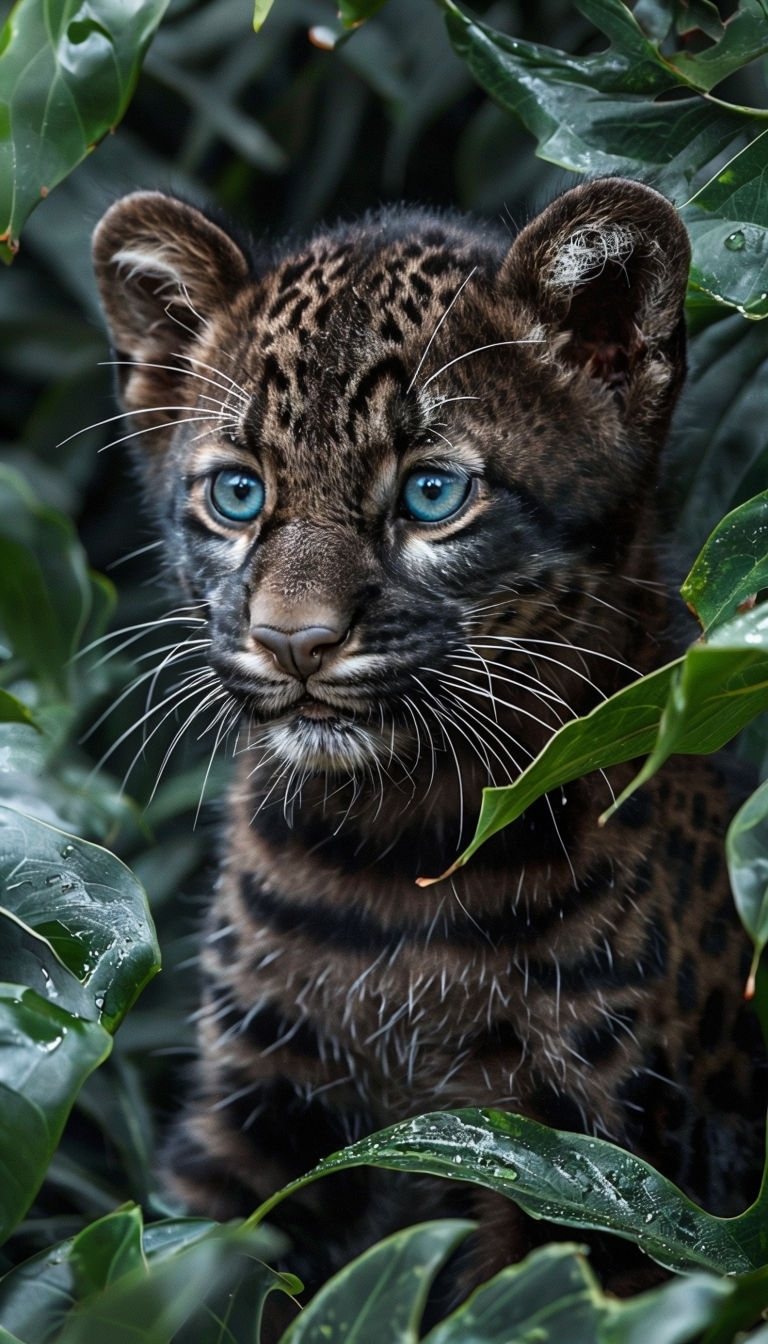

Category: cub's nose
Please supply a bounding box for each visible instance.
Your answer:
[251,624,347,679]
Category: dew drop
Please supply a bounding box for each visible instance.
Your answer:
[60,845,74,859]
[94,994,105,1011]
[453,1153,463,1164]
[724,230,746,251]
[644,1211,655,1223]
[494,1165,517,1180]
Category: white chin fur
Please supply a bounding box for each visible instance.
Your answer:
[257,715,383,774]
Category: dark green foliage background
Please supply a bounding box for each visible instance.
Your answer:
[3,0,768,1338]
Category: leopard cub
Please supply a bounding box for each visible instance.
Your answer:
[93,178,764,1293]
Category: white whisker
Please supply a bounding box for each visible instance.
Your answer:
[406,267,478,395]
[421,337,545,391]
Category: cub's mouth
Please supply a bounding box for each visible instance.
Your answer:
[256,698,383,775]
[294,700,345,722]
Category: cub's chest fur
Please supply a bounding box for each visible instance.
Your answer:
[93,179,764,1291]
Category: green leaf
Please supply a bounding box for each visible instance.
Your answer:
[0,1215,220,1341]
[70,1206,145,1298]
[695,1262,768,1344]
[0,716,137,842]
[609,603,768,814]
[426,1243,733,1344]
[0,805,159,1031]
[426,658,679,876]
[338,0,389,27]
[665,0,768,91]
[0,1211,289,1343]
[0,984,111,1246]
[0,468,114,700]
[252,0,275,31]
[685,133,768,319]
[727,778,768,995]
[281,1220,473,1344]
[440,0,741,180]
[670,315,768,556]
[423,1241,603,1344]
[281,1228,732,1344]
[0,0,170,262]
[0,691,36,729]
[426,601,768,877]
[440,0,768,316]
[682,489,768,631]
[50,1221,297,1344]
[600,1271,736,1344]
[253,1109,768,1277]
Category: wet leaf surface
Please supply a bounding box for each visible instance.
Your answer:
[0,0,169,261]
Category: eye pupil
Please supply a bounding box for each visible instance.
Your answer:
[402,469,471,523]
[209,468,265,523]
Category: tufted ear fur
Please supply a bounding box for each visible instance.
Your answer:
[92,191,251,425]
[501,177,690,437]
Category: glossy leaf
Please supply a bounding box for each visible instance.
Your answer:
[253,1109,768,1277]
[685,133,768,319]
[439,0,768,316]
[50,1222,297,1344]
[666,0,768,91]
[423,1240,608,1344]
[0,1214,220,1341]
[609,603,768,813]
[70,1206,145,1298]
[282,1220,473,1344]
[280,1227,733,1344]
[727,779,768,995]
[0,984,111,1246]
[0,0,170,262]
[0,805,159,1031]
[0,1207,290,1343]
[428,1245,732,1344]
[422,599,768,877]
[682,489,768,632]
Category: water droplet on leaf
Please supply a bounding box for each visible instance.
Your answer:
[724,230,746,251]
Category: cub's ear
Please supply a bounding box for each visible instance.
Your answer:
[502,177,690,427]
[92,192,250,411]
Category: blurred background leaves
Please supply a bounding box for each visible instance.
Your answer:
[1,0,768,1334]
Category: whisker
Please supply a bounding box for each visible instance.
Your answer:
[101,356,250,411]
[58,406,229,451]
[412,677,465,839]
[105,539,165,570]
[420,337,546,391]
[406,267,477,395]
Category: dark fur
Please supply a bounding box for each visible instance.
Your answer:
[92,180,764,1309]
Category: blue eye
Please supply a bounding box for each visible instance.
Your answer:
[401,470,471,523]
[209,469,265,523]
